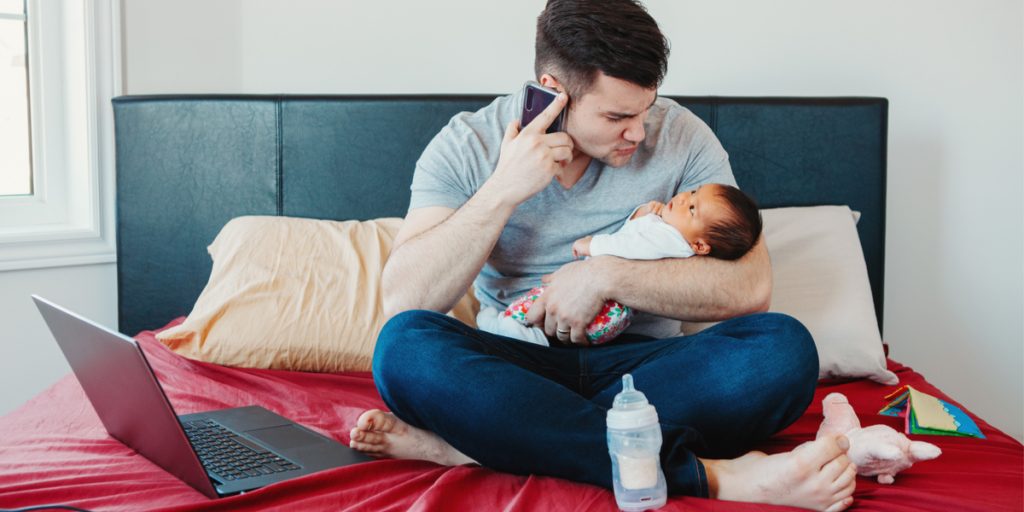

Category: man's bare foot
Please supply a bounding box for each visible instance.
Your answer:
[349,409,476,466]
[703,435,858,512]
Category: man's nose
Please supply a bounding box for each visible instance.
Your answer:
[622,119,645,143]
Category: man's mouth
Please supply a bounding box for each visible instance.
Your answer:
[615,146,638,156]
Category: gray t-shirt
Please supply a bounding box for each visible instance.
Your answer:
[409,88,736,338]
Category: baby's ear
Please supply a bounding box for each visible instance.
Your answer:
[692,239,711,256]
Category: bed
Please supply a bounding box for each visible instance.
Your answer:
[0,95,1020,511]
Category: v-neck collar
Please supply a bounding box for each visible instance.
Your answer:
[550,158,602,197]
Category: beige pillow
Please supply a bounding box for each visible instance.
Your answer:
[683,205,898,385]
[157,216,478,372]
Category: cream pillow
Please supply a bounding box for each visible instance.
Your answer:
[683,205,898,385]
[157,216,478,372]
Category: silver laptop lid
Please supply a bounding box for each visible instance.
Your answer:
[32,295,219,498]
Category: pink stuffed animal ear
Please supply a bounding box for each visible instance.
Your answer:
[817,392,861,439]
[909,441,942,462]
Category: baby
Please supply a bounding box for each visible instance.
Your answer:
[478,183,763,346]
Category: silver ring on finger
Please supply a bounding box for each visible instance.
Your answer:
[556,328,570,341]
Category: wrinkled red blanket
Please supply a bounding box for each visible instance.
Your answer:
[1,319,1020,511]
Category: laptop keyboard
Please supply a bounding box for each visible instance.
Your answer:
[183,419,301,481]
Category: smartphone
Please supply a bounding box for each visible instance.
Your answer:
[520,82,566,134]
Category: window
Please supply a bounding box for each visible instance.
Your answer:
[0,0,120,271]
[0,0,30,196]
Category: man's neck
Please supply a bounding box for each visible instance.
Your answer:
[555,151,593,189]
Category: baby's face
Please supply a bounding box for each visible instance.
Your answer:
[660,184,730,247]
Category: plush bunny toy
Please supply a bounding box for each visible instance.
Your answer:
[816,392,942,484]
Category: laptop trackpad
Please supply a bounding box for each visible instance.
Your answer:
[246,425,326,450]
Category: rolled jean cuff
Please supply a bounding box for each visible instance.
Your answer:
[695,457,710,498]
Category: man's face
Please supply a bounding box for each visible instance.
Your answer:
[563,73,658,168]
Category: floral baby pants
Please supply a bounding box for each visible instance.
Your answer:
[503,286,632,344]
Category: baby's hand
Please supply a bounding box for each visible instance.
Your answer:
[572,236,593,258]
[631,200,665,219]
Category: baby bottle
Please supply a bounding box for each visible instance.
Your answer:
[606,374,668,511]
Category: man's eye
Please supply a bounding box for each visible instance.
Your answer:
[607,117,624,122]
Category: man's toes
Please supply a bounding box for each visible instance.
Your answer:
[821,454,851,480]
[824,496,854,512]
[801,435,849,469]
[357,409,398,433]
[356,429,387,445]
[830,463,857,493]
[356,409,383,430]
[349,440,386,455]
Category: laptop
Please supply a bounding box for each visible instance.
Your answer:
[32,295,372,498]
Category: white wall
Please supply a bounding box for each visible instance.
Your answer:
[0,264,117,414]
[4,0,1020,444]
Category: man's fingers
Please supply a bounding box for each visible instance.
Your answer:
[544,310,559,340]
[522,92,567,134]
[543,131,574,149]
[502,120,520,144]
[551,146,573,163]
[525,294,546,326]
[569,326,589,346]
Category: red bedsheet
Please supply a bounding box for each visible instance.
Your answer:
[1,319,1020,511]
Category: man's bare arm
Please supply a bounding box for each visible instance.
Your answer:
[381,192,514,318]
[530,234,771,344]
[382,93,572,319]
[602,234,772,321]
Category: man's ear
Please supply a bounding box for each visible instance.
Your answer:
[539,73,565,94]
[692,239,711,256]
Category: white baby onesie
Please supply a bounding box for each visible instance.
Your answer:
[589,210,696,260]
[475,210,695,346]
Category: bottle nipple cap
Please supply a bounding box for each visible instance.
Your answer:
[613,374,651,410]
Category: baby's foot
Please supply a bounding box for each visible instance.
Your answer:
[704,435,858,512]
[349,409,476,466]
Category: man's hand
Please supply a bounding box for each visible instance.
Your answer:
[481,93,573,208]
[631,200,664,219]
[525,257,611,346]
[572,236,593,259]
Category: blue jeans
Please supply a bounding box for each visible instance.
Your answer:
[372,310,818,497]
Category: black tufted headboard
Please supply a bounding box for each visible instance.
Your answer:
[112,95,887,337]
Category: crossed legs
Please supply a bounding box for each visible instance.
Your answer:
[350,310,856,510]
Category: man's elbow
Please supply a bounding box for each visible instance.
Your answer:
[381,275,440,320]
[381,270,411,321]
[382,279,422,321]
[381,294,404,321]
[745,274,772,315]
[749,284,771,314]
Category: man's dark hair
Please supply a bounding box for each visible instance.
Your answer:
[535,0,670,100]
[705,185,763,261]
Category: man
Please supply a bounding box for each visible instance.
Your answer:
[351,1,856,510]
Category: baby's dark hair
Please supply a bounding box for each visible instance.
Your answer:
[705,185,763,260]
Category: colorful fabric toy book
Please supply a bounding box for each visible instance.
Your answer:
[879,385,985,438]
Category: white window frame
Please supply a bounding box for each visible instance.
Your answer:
[0,0,120,271]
